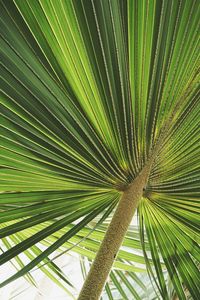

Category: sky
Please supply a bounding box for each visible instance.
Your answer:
[0,215,139,300]
[0,251,84,300]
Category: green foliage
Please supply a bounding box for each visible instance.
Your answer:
[0,0,199,299]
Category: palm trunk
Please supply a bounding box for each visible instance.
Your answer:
[78,163,152,300]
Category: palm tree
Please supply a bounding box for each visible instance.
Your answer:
[0,0,199,299]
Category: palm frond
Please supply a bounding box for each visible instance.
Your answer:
[0,0,199,298]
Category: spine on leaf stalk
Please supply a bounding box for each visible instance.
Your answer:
[78,161,152,300]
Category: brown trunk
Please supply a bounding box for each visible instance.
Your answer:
[78,163,152,300]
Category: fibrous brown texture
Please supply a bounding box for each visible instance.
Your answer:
[78,162,152,300]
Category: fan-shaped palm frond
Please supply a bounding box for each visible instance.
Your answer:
[0,0,199,299]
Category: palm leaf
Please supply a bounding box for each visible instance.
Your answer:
[0,0,199,299]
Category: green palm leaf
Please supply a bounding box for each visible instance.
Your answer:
[0,0,199,299]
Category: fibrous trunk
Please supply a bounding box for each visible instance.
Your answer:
[78,163,152,300]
